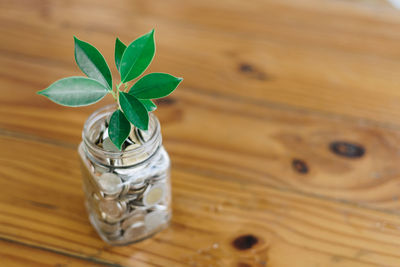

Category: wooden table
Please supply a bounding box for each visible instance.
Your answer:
[1,0,400,266]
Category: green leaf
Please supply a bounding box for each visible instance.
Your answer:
[115,38,127,71]
[120,29,155,83]
[74,36,113,90]
[119,92,149,130]
[108,109,131,150]
[139,99,157,112]
[129,73,182,99]
[37,77,108,107]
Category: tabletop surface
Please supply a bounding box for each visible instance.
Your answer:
[2,0,400,266]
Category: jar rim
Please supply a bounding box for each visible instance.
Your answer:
[82,104,161,160]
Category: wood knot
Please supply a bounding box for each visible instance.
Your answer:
[239,63,254,72]
[232,234,258,250]
[238,63,268,81]
[329,141,365,158]
[292,159,308,174]
[237,263,252,267]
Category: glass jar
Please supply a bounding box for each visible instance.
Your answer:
[78,104,171,245]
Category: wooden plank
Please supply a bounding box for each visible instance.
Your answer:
[0,238,108,267]
[2,0,400,125]
[2,0,400,265]
[1,135,400,266]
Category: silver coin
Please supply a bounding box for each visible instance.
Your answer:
[128,180,147,194]
[142,183,166,207]
[121,210,146,230]
[96,173,122,195]
[123,222,147,240]
[122,144,149,166]
[127,198,145,207]
[144,210,166,231]
[118,183,131,198]
[95,218,121,234]
[101,213,123,224]
[150,202,169,212]
[89,214,122,242]
[105,230,123,241]
[119,180,146,200]
[99,199,127,218]
[124,183,146,202]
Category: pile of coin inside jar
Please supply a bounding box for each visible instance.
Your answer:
[79,114,171,245]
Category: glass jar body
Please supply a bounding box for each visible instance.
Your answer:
[78,105,171,245]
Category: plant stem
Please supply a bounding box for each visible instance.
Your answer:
[111,82,124,101]
[114,82,125,107]
[110,90,117,101]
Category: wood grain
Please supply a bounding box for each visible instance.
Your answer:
[1,135,400,267]
[2,0,400,266]
[2,0,400,125]
[0,238,107,267]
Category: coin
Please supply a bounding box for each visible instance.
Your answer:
[100,213,123,224]
[97,173,122,195]
[144,210,166,231]
[99,199,127,219]
[122,144,149,166]
[128,180,146,193]
[151,203,169,212]
[118,183,131,198]
[123,222,147,240]
[121,211,146,230]
[121,186,146,203]
[89,214,122,243]
[94,218,121,234]
[119,179,146,200]
[142,183,165,207]
[104,229,123,241]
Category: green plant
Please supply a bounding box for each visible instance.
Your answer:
[37,29,182,150]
